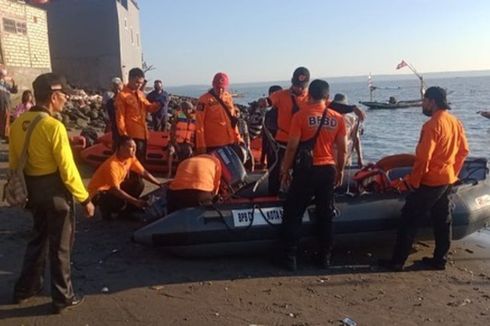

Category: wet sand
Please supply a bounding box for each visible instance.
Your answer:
[1,142,490,325]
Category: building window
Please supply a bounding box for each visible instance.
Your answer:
[33,16,38,24]
[16,22,27,35]
[130,28,134,44]
[136,33,140,47]
[124,18,127,29]
[3,18,17,33]
[2,18,27,35]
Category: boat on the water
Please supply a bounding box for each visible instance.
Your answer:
[478,111,490,119]
[359,99,422,110]
[360,61,426,110]
[133,154,490,257]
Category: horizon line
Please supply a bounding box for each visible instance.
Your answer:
[165,68,490,88]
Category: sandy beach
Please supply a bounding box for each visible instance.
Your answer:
[1,140,490,326]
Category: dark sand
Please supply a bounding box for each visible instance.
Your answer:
[1,142,489,326]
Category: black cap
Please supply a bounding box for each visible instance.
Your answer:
[32,73,75,98]
[268,85,283,95]
[424,86,451,110]
[333,93,348,105]
[291,67,310,87]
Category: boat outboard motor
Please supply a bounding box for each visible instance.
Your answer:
[212,146,247,194]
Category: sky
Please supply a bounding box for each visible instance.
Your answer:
[139,0,490,86]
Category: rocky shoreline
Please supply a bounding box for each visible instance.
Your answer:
[57,89,248,133]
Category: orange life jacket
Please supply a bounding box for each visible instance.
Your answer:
[175,112,196,145]
[353,164,391,193]
[353,154,416,193]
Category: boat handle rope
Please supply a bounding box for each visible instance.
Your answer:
[251,121,283,193]
[211,201,284,233]
[211,203,255,234]
[255,204,282,229]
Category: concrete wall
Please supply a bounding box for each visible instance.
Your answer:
[41,0,142,89]
[116,0,142,82]
[0,0,51,103]
[43,0,122,89]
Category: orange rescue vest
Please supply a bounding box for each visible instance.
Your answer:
[175,112,196,145]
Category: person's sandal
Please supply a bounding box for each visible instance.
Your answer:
[52,295,85,314]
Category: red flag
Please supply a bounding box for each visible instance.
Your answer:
[396,60,408,70]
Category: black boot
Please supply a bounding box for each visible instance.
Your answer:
[377,259,404,272]
[283,247,298,272]
[318,250,332,269]
[416,257,446,270]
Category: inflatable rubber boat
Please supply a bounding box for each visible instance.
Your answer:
[78,132,263,173]
[79,132,171,173]
[133,151,490,257]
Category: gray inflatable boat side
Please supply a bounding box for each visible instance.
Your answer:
[133,158,490,257]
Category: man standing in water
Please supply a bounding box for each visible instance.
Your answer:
[379,86,469,271]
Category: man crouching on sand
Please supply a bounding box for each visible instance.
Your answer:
[88,136,163,220]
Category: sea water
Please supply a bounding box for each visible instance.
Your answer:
[168,74,490,162]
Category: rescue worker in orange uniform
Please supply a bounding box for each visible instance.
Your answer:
[88,135,163,220]
[167,101,196,178]
[259,67,365,195]
[167,154,222,213]
[115,68,160,162]
[195,72,242,154]
[379,86,469,271]
[279,79,347,271]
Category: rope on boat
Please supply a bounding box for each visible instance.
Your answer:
[212,202,255,234]
[251,121,281,193]
[212,200,284,233]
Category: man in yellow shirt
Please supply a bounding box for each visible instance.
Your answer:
[9,73,94,313]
